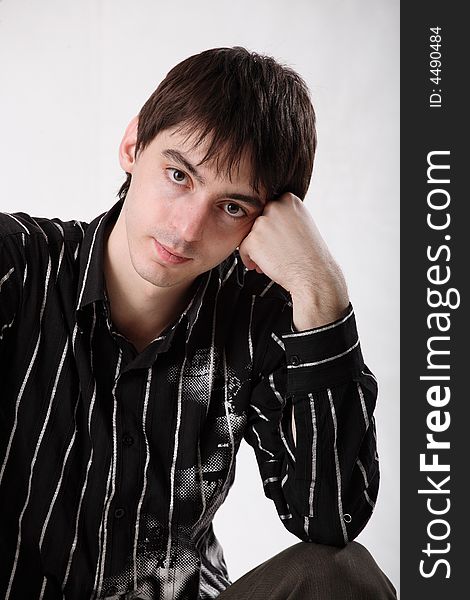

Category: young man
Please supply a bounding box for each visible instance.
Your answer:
[0,48,396,599]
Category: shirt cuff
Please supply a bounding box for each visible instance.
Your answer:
[281,303,365,393]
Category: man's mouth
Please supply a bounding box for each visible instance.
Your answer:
[153,239,192,264]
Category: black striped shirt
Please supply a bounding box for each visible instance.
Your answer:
[0,199,379,599]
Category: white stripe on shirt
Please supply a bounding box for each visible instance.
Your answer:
[133,367,153,589]
[327,388,349,545]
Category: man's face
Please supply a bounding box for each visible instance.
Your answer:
[120,124,266,293]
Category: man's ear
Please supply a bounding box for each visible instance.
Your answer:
[118,115,139,173]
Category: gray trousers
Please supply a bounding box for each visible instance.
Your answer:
[216,542,397,599]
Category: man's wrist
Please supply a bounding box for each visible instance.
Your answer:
[290,287,350,330]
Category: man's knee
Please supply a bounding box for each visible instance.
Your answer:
[279,541,397,599]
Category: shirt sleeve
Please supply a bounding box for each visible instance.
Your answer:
[244,302,379,547]
[0,221,24,348]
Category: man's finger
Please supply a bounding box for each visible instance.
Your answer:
[238,243,259,271]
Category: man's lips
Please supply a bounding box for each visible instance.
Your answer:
[153,239,192,264]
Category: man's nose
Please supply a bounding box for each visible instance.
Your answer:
[172,196,211,242]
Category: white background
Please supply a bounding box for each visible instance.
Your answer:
[0,0,399,594]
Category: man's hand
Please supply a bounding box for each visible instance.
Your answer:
[238,193,350,330]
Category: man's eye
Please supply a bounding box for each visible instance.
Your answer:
[168,168,187,184]
[224,203,246,218]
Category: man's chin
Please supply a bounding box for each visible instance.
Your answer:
[138,263,195,290]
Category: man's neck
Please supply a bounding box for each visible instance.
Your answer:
[103,217,195,352]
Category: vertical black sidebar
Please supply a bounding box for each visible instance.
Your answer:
[401,2,467,598]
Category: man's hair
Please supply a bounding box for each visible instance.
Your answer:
[118,46,316,201]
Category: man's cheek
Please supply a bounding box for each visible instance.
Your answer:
[242,216,260,237]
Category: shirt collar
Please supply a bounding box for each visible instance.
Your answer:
[76,198,123,313]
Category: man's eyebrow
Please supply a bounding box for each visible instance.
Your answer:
[162,149,206,185]
[226,193,264,210]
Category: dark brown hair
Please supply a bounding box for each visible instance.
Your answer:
[118,47,316,201]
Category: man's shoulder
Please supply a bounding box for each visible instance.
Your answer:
[221,250,292,306]
[0,209,88,247]
[215,252,294,344]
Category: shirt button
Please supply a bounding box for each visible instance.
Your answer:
[290,355,301,366]
[122,434,134,446]
[114,507,126,519]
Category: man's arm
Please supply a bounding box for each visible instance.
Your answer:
[244,303,378,547]
[240,193,379,546]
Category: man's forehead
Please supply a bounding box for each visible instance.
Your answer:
[165,125,251,170]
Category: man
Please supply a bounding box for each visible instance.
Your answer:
[0,47,396,599]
